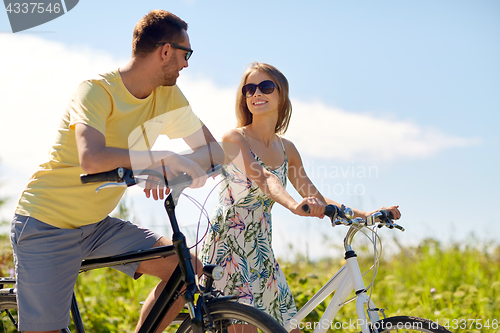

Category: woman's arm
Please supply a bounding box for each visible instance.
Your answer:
[284,138,401,219]
[223,129,323,217]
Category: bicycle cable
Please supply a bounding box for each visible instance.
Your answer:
[176,174,229,285]
[365,224,382,306]
[183,174,227,251]
[339,223,383,306]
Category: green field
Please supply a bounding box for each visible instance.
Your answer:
[1,233,499,332]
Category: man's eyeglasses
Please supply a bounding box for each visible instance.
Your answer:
[242,80,277,98]
[156,42,193,61]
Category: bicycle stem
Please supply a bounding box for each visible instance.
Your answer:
[344,226,362,252]
[164,193,203,330]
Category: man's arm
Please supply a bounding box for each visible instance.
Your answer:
[75,123,208,188]
[75,123,131,173]
[181,124,225,170]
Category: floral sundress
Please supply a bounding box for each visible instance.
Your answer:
[201,133,297,326]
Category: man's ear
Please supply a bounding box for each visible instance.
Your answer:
[158,43,171,61]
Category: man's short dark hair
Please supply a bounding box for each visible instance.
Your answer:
[132,10,188,57]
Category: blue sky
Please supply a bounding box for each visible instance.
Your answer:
[1,0,499,260]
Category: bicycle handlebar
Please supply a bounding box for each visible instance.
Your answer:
[81,167,135,184]
[80,165,223,192]
[302,204,404,231]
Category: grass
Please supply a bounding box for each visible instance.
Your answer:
[1,233,499,332]
[282,236,500,332]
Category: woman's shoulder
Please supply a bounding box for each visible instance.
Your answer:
[222,128,246,143]
[279,136,302,163]
[280,136,299,153]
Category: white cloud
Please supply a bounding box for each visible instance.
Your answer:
[0,34,480,174]
[287,101,481,161]
[0,34,124,174]
[0,35,481,220]
[176,82,481,163]
[0,33,487,262]
[0,34,124,220]
[176,75,237,143]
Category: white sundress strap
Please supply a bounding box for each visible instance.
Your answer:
[278,135,287,161]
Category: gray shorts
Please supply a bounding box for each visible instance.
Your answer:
[11,214,162,332]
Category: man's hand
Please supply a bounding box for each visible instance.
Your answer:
[143,171,171,201]
[167,154,208,189]
[143,154,208,201]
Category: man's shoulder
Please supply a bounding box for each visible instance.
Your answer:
[74,69,118,90]
[73,69,122,100]
[98,69,120,82]
[84,69,120,86]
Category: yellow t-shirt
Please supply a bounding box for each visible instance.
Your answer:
[15,70,203,229]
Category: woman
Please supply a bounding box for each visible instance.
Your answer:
[201,62,400,327]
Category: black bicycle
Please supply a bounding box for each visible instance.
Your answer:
[0,165,287,333]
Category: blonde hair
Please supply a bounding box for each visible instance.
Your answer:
[235,62,292,135]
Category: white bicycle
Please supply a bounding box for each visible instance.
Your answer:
[285,204,451,333]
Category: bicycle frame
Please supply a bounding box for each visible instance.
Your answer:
[285,226,382,333]
[69,188,202,333]
[0,167,232,333]
[69,244,182,333]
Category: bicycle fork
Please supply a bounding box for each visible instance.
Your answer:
[286,250,380,333]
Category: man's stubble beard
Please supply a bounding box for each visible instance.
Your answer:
[160,61,178,87]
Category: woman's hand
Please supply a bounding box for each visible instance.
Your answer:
[368,205,401,220]
[292,197,326,217]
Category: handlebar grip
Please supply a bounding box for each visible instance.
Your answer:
[81,168,127,184]
[379,209,394,220]
[323,205,339,218]
[302,204,340,217]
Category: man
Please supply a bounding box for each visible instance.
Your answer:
[11,10,223,333]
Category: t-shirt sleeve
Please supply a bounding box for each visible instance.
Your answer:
[68,80,111,135]
[160,86,203,139]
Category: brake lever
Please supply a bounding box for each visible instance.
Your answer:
[330,205,354,226]
[333,218,351,226]
[341,205,354,220]
[393,223,405,232]
[351,217,365,226]
[366,211,381,226]
[368,210,405,232]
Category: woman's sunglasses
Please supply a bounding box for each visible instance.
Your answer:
[242,80,277,98]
